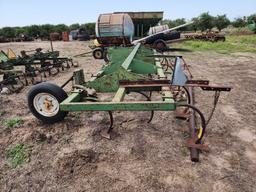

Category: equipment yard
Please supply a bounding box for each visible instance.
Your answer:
[0,41,255,192]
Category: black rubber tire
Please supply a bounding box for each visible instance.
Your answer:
[93,48,104,59]
[27,82,68,124]
[153,39,167,52]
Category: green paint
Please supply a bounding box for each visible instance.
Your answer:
[86,44,159,92]
[86,67,149,92]
[60,44,177,113]
[60,101,176,112]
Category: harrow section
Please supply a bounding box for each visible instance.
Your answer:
[0,48,76,93]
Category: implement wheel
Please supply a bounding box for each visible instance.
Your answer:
[27,83,68,123]
[93,48,104,59]
[153,39,167,52]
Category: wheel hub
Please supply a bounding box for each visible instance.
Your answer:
[33,93,59,117]
[95,51,102,59]
[43,98,53,111]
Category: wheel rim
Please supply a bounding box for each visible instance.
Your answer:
[33,93,59,117]
[95,50,102,59]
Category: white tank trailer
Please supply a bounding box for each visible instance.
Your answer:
[95,13,135,46]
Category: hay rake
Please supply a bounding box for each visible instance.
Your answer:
[27,43,232,162]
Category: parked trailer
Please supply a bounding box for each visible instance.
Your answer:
[27,44,231,162]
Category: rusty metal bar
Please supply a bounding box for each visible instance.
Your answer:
[119,80,232,92]
[188,86,199,162]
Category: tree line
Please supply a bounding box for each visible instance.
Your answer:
[164,12,256,32]
[0,12,255,40]
[0,23,95,39]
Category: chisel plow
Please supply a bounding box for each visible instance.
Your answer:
[27,43,232,162]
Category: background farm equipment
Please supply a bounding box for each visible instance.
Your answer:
[184,31,226,42]
[27,43,231,162]
[0,47,76,93]
[76,15,193,61]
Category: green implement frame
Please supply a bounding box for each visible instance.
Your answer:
[27,43,232,162]
[61,43,175,112]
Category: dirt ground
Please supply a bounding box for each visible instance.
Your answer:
[0,41,255,192]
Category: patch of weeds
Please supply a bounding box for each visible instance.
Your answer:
[3,118,23,128]
[7,144,31,168]
[173,35,256,54]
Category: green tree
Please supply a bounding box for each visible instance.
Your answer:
[40,24,55,39]
[187,17,199,32]
[80,23,95,35]
[54,24,69,33]
[167,18,186,28]
[26,25,41,38]
[1,27,16,38]
[69,23,80,31]
[247,14,256,23]
[214,15,230,31]
[14,27,26,37]
[197,12,214,31]
[232,17,247,28]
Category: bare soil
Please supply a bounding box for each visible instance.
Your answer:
[0,41,256,192]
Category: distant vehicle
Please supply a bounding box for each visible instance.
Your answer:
[145,25,181,50]
[70,29,90,41]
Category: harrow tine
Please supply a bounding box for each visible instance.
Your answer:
[66,61,71,68]
[107,111,114,133]
[129,91,155,123]
[101,111,114,139]
[48,67,52,76]
[24,74,29,86]
[148,111,154,123]
[43,70,47,78]
[59,61,65,71]
[70,59,74,67]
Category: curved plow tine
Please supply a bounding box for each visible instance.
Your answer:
[101,111,114,139]
[17,76,25,86]
[22,73,29,86]
[70,60,74,67]
[148,111,154,123]
[66,61,71,68]
[132,91,155,123]
[48,68,51,76]
[107,111,114,133]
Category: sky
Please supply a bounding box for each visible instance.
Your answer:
[0,0,255,27]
